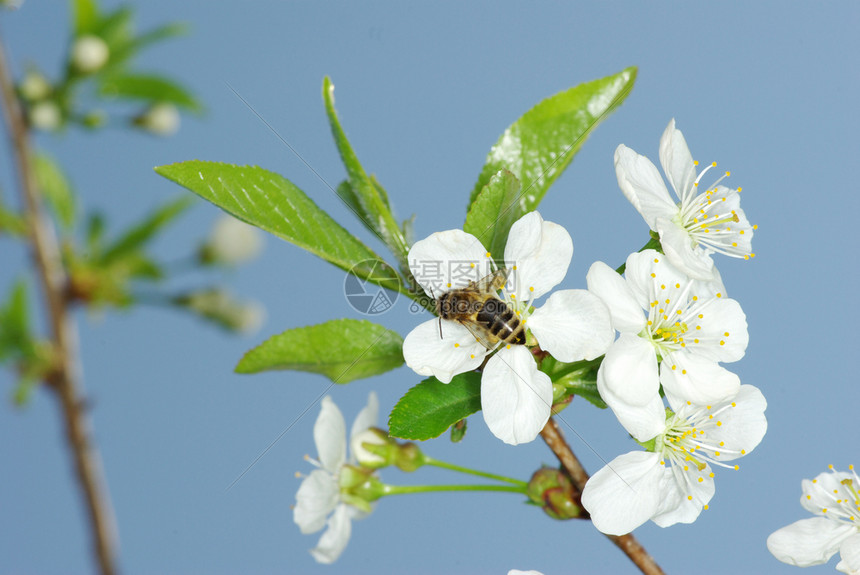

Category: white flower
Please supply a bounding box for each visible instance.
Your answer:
[19,70,51,101]
[581,384,767,535]
[206,215,264,265]
[293,392,378,564]
[135,102,180,136]
[615,119,755,280]
[71,35,110,74]
[767,466,860,573]
[587,249,748,417]
[29,101,61,131]
[404,211,613,445]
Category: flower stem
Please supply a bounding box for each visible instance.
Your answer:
[423,456,528,487]
[383,483,527,496]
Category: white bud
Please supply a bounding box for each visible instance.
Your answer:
[19,70,51,101]
[206,216,263,265]
[29,101,61,131]
[135,102,180,136]
[71,35,110,74]
[235,301,265,334]
[351,428,389,468]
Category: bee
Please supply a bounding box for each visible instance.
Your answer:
[436,269,525,350]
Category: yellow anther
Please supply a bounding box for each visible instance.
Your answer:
[698,314,703,319]
[454,343,460,348]
[711,161,717,167]
[725,171,731,176]
[529,286,534,292]
[720,341,726,346]
[675,283,681,288]
[506,344,511,349]
[716,421,722,427]
[681,369,687,374]
[661,284,666,290]
[654,258,659,263]
[734,465,739,470]
[830,464,835,469]
[470,354,475,359]
[753,224,758,230]
[731,402,736,407]
[716,292,722,298]
[447,282,452,288]
[698,477,704,483]
[709,472,715,478]
[688,495,693,500]
[470,263,475,268]
[704,504,709,510]
[512,265,517,270]
[486,252,491,258]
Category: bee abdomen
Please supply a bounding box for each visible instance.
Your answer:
[477,299,526,345]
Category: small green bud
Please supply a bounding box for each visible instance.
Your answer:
[81,110,108,129]
[450,419,467,443]
[176,289,265,333]
[526,467,587,520]
[133,102,180,136]
[394,442,426,473]
[339,464,385,511]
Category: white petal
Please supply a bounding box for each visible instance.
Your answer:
[702,385,767,460]
[408,229,491,295]
[767,517,856,567]
[624,249,689,308]
[656,217,716,281]
[504,212,572,300]
[658,119,697,204]
[309,503,352,564]
[294,469,339,534]
[686,297,748,363]
[802,470,857,515]
[837,533,860,574]
[349,392,379,444]
[597,366,665,442]
[614,144,677,229]
[481,347,552,445]
[581,451,665,535]
[651,465,715,527]
[660,352,741,408]
[315,397,346,473]
[402,319,486,383]
[528,289,613,362]
[586,261,646,333]
[598,334,660,406]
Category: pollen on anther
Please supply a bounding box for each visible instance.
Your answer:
[486,252,491,258]
[851,465,855,470]
[650,273,656,278]
[454,343,460,348]
[734,465,740,470]
[687,401,692,405]
[660,460,665,465]
[661,284,666,290]
[447,282,452,288]
[671,365,677,370]
[716,292,723,298]
[807,495,812,500]
[830,464,835,470]
[698,477,704,483]
[506,344,511,349]
[512,265,517,270]
[704,504,709,510]
[529,286,534,292]
[709,472,715,478]
[720,340,726,346]
[682,369,687,374]
[470,354,475,359]
[470,263,475,268]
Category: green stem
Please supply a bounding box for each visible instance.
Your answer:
[383,483,526,496]
[423,456,528,487]
[616,234,662,275]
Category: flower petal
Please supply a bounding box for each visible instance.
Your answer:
[408,229,491,295]
[349,391,379,444]
[586,261,646,333]
[837,533,860,575]
[686,297,748,363]
[701,385,767,461]
[651,464,715,527]
[309,503,352,564]
[598,333,660,407]
[660,352,741,408]
[402,319,486,383]
[315,396,346,473]
[614,144,676,229]
[767,517,856,567]
[597,366,665,442]
[528,289,613,362]
[624,249,689,308]
[294,469,339,534]
[504,212,572,301]
[658,119,697,204]
[801,470,857,516]
[581,451,665,535]
[481,347,552,445]
[656,216,716,281]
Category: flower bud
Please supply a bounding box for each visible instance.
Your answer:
[19,70,51,101]
[178,289,265,333]
[526,467,587,520]
[71,35,109,74]
[134,102,180,136]
[200,215,263,266]
[82,110,107,129]
[393,442,426,472]
[351,427,396,469]
[339,464,385,512]
[28,101,61,131]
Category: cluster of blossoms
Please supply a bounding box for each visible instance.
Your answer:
[768,465,860,574]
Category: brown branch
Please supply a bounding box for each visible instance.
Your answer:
[0,37,119,575]
[540,417,665,575]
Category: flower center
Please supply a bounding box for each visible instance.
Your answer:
[810,467,860,525]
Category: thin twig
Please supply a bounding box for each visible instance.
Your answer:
[0,38,119,575]
[540,417,665,575]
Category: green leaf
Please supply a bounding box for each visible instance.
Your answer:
[463,169,524,259]
[323,77,408,265]
[469,67,637,211]
[100,196,192,264]
[98,73,202,111]
[108,22,189,69]
[34,152,76,229]
[388,373,482,440]
[93,6,133,49]
[73,0,99,35]
[0,280,31,363]
[541,356,606,409]
[155,161,404,294]
[0,204,26,236]
[236,319,404,383]
[86,212,106,253]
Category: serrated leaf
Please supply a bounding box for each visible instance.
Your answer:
[323,77,408,265]
[155,161,404,294]
[469,67,637,211]
[236,319,403,383]
[73,0,99,35]
[388,373,482,440]
[100,196,192,264]
[99,73,202,111]
[463,169,524,259]
[34,152,76,229]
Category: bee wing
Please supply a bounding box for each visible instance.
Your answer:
[458,320,498,350]
[474,269,510,294]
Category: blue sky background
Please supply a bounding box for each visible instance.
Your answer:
[1,2,858,574]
